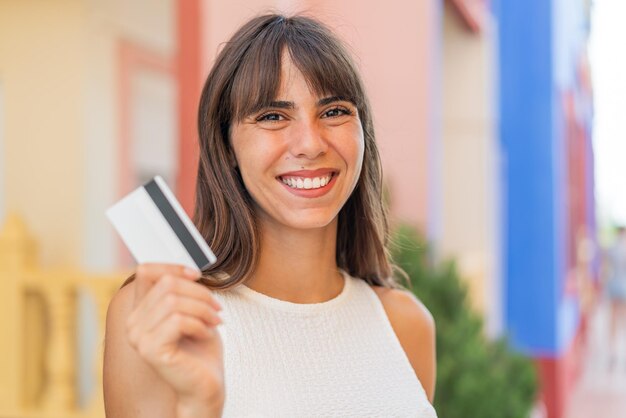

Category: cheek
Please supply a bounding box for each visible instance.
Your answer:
[353,143,365,182]
[231,140,277,194]
[230,132,258,173]
[236,153,261,189]
[338,127,365,171]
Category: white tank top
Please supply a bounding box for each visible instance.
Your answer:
[212,270,438,417]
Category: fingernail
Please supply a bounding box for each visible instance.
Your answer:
[184,267,201,278]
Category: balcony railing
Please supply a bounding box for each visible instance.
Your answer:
[0,213,125,418]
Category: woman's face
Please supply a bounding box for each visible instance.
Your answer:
[229,53,364,231]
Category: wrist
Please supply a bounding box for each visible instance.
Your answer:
[176,394,224,418]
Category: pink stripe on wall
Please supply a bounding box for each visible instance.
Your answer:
[176,0,202,216]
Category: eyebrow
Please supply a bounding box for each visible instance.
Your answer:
[265,96,354,110]
[267,100,295,109]
[318,96,352,106]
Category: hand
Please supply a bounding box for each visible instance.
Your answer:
[126,263,225,412]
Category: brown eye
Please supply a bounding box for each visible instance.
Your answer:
[256,112,285,122]
[323,107,352,118]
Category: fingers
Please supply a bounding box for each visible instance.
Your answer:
[126,288,222,352]
[130,313,213,365]
[134,263,201,304]
[127,265,222,338]
[126,264,222,370]
[136,294,222,338]
[127,263,225,367]
[133,274,222,321]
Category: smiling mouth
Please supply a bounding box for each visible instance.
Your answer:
[278,172,336,190]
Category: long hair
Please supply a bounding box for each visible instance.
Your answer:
[192,13,398,289]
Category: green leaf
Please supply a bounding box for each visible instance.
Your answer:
[390,225,538,418]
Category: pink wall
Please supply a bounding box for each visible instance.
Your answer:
[199,0,441,229]
[201,0,279,81]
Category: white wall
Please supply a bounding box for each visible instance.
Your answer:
[441,3,502,336]
[130,69,177,189]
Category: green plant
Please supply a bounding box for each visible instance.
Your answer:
[391,225,538,418]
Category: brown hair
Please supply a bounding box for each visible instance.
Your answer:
[125,13,399,292]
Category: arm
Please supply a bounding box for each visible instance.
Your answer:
[104,283,177,417]
[372,287,437,402]
[104,264,225,418]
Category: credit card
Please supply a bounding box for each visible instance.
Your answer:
[106,175,216,270]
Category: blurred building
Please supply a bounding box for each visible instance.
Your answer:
[0,0,596,417]
[494,0,595,417]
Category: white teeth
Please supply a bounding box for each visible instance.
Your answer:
[281,174,333,190]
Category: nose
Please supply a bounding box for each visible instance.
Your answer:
[288,119,328,159]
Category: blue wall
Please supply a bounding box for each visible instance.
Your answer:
[494,0,580,356]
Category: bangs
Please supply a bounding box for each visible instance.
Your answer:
[229,16,365,122]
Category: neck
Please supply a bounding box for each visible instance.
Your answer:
[244,217,344,304]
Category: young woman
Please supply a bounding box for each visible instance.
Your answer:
[104,14,437,417]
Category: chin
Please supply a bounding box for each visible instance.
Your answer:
[276,209,339,231]
[284,216,336,230]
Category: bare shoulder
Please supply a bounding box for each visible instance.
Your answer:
[371,285,437,402]
[104,281,176,417]
[371,286,435,331]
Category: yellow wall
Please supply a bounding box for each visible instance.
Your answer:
[0,1,174,414]
[0,0,86,266]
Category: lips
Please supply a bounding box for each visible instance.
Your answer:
[276,168,338,196]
